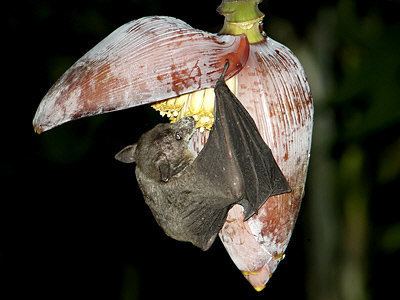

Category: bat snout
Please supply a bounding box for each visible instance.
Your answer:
[178,116,195,129]
[175,117,196,140]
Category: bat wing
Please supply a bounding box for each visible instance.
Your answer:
[138,171,233,251]
[194,76,291,220]
[180,195,231,251]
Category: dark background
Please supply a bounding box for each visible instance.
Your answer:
[2,0,399,299]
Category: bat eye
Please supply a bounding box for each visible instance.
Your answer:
[175,132,182,140]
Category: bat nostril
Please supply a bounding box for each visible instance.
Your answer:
[188,117,195,127]
[180,116,195,129]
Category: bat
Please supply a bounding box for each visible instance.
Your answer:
[115,62,291,250]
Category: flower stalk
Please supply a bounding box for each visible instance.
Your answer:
[218,0,266,43]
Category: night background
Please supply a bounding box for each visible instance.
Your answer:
[2,0,399,299]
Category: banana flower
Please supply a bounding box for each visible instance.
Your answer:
[33,0,313,291]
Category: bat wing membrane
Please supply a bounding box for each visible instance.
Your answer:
[204,77,291,220]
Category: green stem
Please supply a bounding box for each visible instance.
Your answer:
[218,0,266,43]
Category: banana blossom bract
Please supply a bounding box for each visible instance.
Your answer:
[33,0,313,291]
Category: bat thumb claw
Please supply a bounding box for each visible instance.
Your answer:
[218,60,230,83]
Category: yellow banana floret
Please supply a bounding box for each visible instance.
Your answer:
[151,78,236,131]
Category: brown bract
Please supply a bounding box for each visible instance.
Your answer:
[190,37,313,290]
[32,13,313,292]
[33,16,249,133]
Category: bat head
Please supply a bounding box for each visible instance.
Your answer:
[115,117,196,182]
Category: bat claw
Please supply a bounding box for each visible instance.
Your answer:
[218,60,230,83]
[222,60,230,76]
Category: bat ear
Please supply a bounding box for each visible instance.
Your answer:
[115,144,137,164]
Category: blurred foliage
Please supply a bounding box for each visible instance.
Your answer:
[381,222,400,252]
[333,1,400,140]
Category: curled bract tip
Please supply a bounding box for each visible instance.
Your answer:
[254,285,266,292]
[33,125,43,135]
